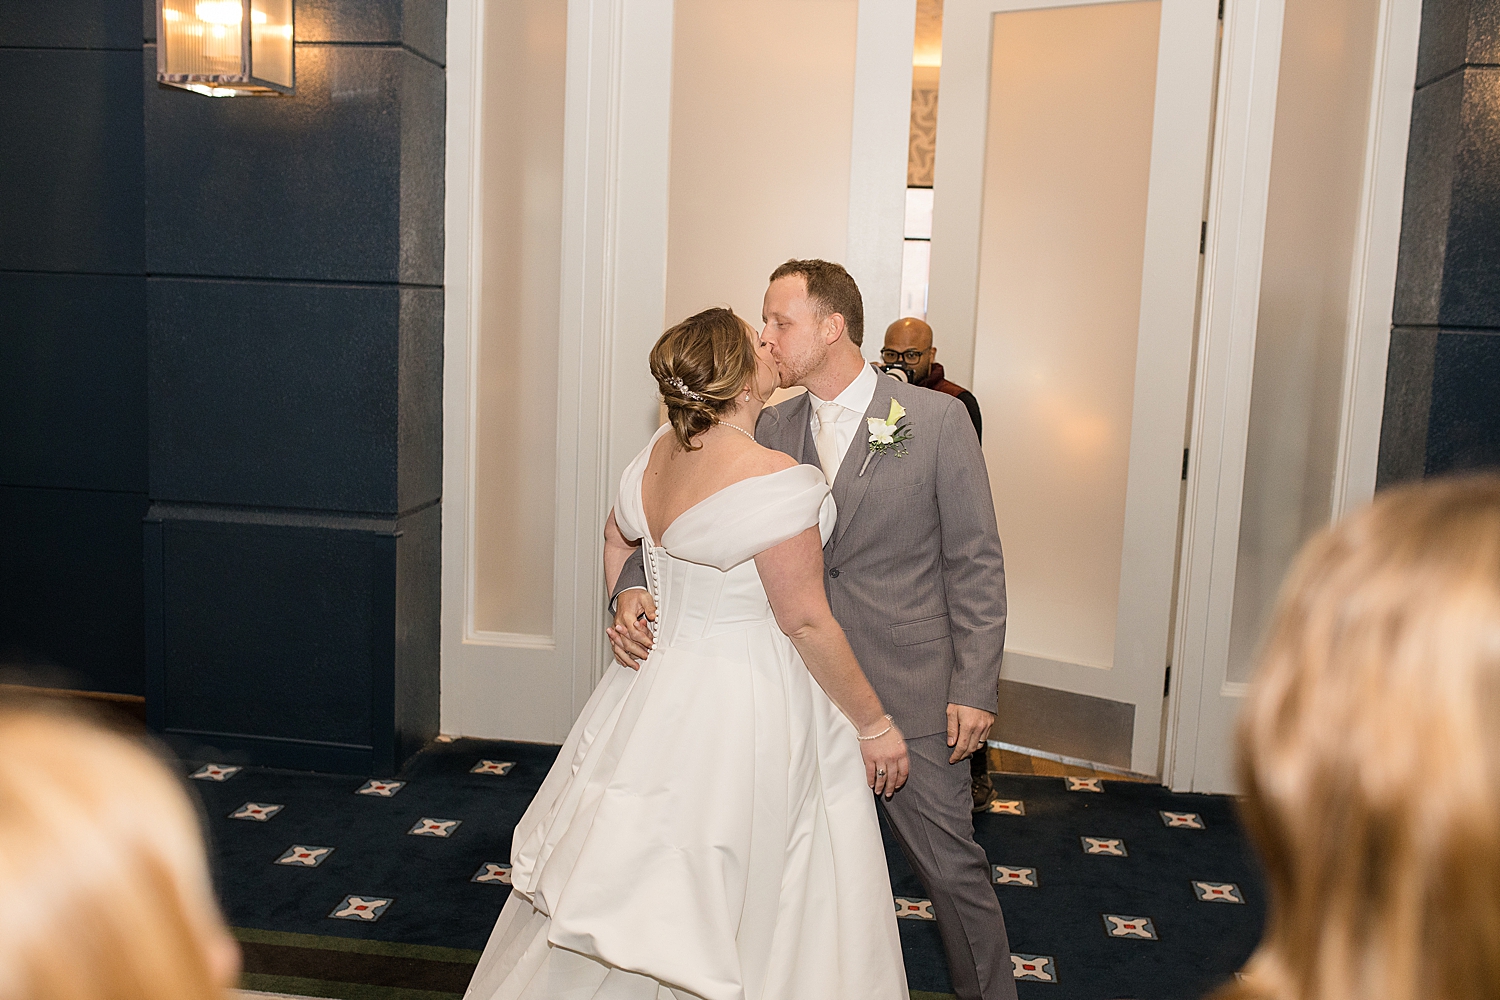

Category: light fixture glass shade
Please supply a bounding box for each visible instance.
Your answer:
[157,0,294,97]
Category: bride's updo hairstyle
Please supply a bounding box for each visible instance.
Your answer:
[650,307,759,451]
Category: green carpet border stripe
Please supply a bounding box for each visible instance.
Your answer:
[232,927,481,965]
[909,992,957,1000]
[239,973,463,1000]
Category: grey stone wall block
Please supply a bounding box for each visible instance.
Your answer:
[1393,72,1462,326]
[144,44,443,284]
[1425,330,1500,475]
[148,279,405,513]
[1441,68,1500,327]
[397,287,443,513]
[1377,327,1439,488]
[296,0,447,66]
[145,502,439,773]
[1415,0,1500,87]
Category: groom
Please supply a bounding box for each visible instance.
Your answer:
[611,259,1016,1000]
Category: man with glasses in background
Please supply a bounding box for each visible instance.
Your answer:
[880,317,982,444]
[879,317,994,811]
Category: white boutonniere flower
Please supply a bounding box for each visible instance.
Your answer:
[860,398,912,476]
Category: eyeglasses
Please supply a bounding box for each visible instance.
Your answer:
[880,348,929,365]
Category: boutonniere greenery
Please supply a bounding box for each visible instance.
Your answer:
[860,398,912,476]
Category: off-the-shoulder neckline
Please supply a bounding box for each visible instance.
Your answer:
[642,463,823,549]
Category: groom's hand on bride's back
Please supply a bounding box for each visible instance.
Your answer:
[607,589,657,669]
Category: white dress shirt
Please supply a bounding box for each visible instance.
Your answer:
[806,362,878,484]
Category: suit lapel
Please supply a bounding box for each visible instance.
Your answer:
[796,399,818,469]
[830,380,897,549]
[756,392,814,468]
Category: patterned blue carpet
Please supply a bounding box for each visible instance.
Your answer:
[185,737,1263,999]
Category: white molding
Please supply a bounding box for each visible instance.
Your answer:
[557,0,674,709]
[1164,0,1286,793]
[1164,0,1423,794]
[439,0,483,726]
[1331,0,1422,516]
[846,0,917,356]
[441,0,674,742]
[602,0,675,576]
[467,631,558,651]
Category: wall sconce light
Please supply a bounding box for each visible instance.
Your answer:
[157,0,294,97]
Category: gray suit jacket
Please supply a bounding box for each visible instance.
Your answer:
[615,374,1007,739]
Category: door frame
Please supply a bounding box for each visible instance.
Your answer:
[1164,0,1422,793]
[931,0,1221,775]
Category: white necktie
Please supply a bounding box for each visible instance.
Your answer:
[815,402,844,485]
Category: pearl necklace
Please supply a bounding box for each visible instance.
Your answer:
[716,420,756,443]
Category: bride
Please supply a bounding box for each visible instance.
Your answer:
[464,307,911,1000]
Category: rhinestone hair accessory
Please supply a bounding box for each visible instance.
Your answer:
[663,375,707,403]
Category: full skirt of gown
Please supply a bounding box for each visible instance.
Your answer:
[464,427,907,1000]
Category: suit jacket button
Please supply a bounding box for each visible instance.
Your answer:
[829,568,840,578]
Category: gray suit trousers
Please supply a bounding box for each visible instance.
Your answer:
[881,734,1017,1000]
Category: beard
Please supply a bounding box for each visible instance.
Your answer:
[773,340,824,389]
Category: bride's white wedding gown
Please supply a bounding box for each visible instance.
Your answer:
[464,425,908,1000]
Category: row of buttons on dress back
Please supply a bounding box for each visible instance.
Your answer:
[644,543,662,637]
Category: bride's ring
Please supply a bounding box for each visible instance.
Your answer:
[876,768,886,776]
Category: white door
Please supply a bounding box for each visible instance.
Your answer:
[928,0,1220,775]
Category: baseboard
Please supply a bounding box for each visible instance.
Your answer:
[163,729,376,775]
[0,682,144,704]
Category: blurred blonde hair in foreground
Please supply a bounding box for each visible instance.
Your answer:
[1228,474,1500,1000]
[0,703,238,1000]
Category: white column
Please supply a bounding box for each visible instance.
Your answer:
[846,0,917,358]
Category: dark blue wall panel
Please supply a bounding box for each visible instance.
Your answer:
[148,280,440,514]
[0,274,147,492]
[0,0,444,761]
[149,279,400,512]
[143,45,443,285]
[1426,332,1500,475]
[139,0,445,770]
[0,486,149,694]
[158,513,377,749]
[0,2,147,696]
[0,48,143,274]
[0,0,143,49]
[146,501,438,773]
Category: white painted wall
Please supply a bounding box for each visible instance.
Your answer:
[663,0,859,335]
[445,0,923,740]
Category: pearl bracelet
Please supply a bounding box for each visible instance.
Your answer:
[857,714,894,741]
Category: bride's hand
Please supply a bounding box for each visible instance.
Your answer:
[607,589,657,670]
[859,719,909,798]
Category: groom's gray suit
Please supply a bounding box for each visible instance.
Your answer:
[617,373,1016,1000]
